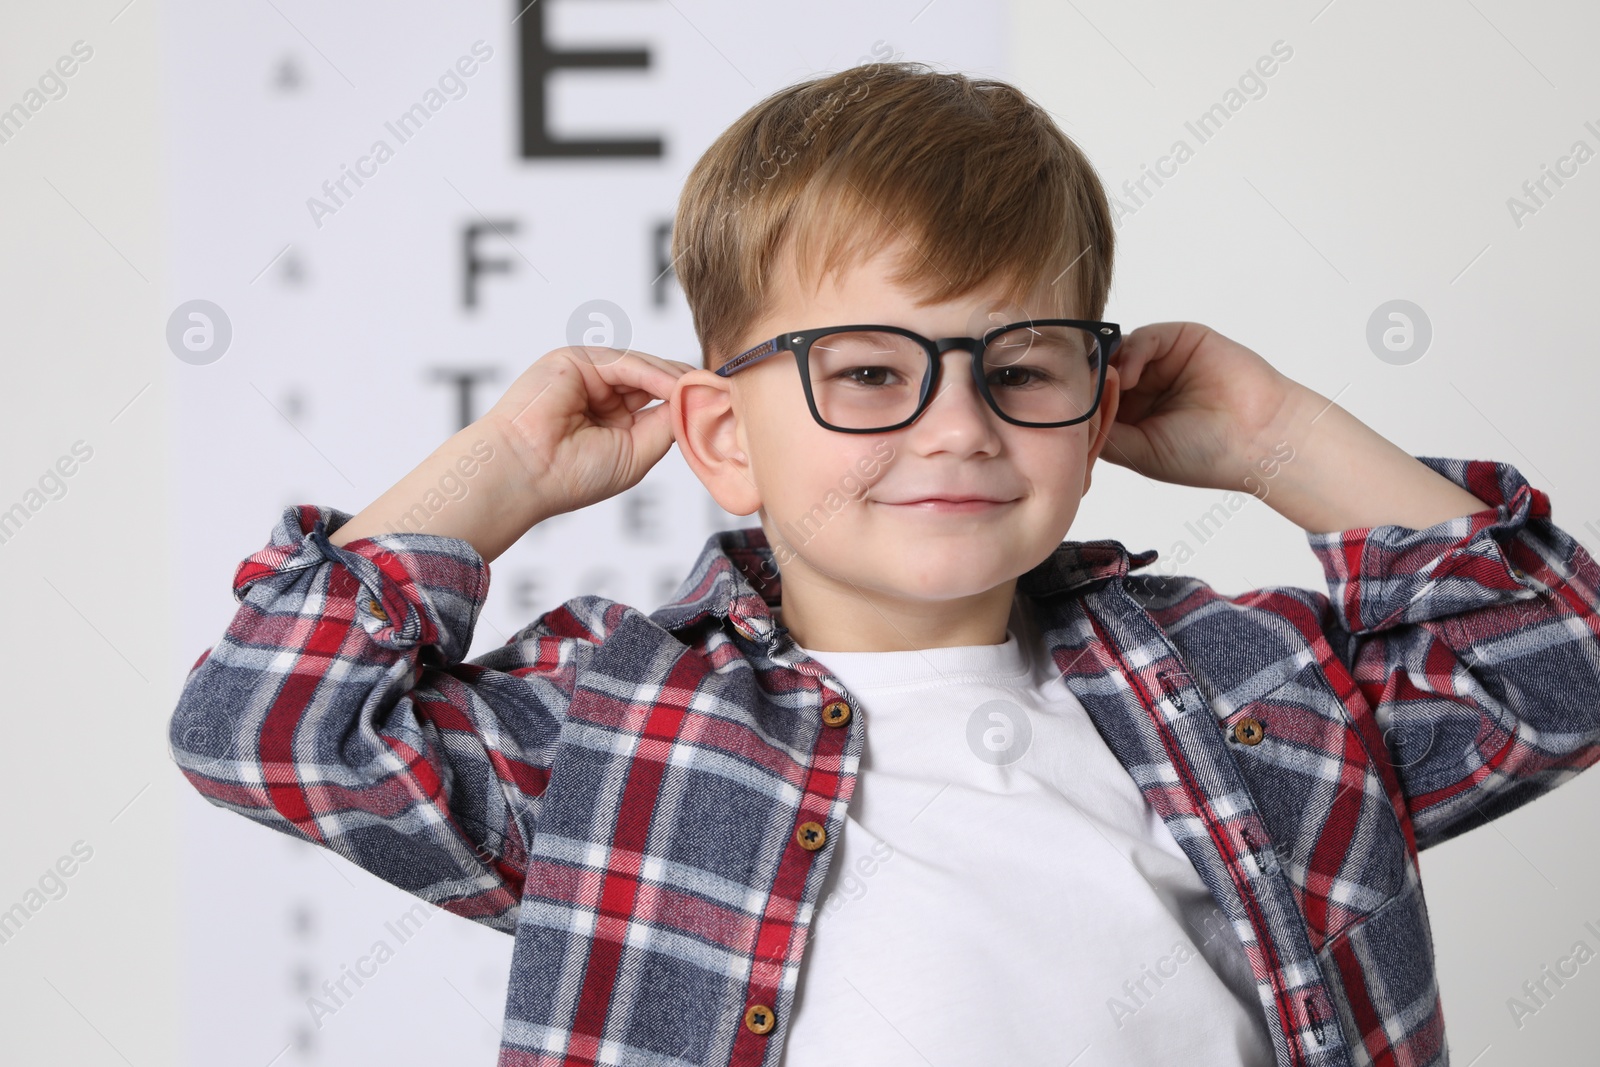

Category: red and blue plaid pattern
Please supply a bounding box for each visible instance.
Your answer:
[168,455,1600,1066]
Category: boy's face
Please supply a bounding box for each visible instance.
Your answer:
[672,239,1121,633]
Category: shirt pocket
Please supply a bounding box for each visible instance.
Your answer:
[1315,874,1445,1064]
[1217,659,1415,951]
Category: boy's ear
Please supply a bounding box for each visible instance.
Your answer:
[671,370,763,516]
[1081,363,1121,496]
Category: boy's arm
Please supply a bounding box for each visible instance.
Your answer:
[326,423,552,562]
[1105,321,1599,847]
[1258,391,1497,534]
[168,423,591,931]
[1266,393,1600,848]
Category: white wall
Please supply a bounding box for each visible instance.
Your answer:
[0,2,177,1065]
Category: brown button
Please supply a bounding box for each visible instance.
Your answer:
[795,820,826,850]
[1232,716,1265,745]
[744,1003,775,1034]
[366,598,387,621]
[821,700,851,727]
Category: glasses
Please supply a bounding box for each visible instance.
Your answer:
[715,319,1119,433]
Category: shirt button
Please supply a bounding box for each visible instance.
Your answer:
[366,598,387,621]
[795,820,827,850]
[821,700,852,727]
[744,1003,775,1034]
[1232,715,1265,745]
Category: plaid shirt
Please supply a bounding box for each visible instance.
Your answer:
[168,454,1600,1067]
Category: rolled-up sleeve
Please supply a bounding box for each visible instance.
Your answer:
[1306,456,1600,849]
[168,504,589,932]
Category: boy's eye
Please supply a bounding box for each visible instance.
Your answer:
[987,366,1044,389]
[985,367,1036,388]
[810,333,924,389]
[839,365,904,387]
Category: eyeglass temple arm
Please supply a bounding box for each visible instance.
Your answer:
[714,337,785,377]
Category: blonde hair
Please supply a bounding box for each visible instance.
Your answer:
[671,60,1116,371]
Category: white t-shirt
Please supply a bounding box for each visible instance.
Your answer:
[778,598,1276,1066]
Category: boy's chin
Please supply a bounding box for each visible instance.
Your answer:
[825,551,1016,603]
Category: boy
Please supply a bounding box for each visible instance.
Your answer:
[168,61,1600,1066]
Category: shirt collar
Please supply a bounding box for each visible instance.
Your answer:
[648,525,1160,642]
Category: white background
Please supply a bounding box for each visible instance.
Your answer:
[1,0,1597,1063]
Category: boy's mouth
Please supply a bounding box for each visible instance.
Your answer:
[877,496,1017,514]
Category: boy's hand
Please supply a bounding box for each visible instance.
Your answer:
[1104,321,1492,533]
[485,346,696,519]
[328,346,696,564]
[1102,321,1306,492]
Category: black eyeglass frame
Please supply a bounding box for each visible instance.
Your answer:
[713,319,1120,433]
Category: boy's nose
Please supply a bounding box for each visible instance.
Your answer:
[918,349,999,429]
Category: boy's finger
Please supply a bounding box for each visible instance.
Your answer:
[623,349,695,375]
[1117,322,1193,392]
[1101,421,1152,472]
[585,350,682,401]
[1122,322,1186,360]
[619,387,664,414]
[1115,338,1155,392]
[617,351,704,393]
[566,346,698,384]
[630,396,679,467]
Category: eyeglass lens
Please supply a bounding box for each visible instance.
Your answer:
[805,325,1102,430]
